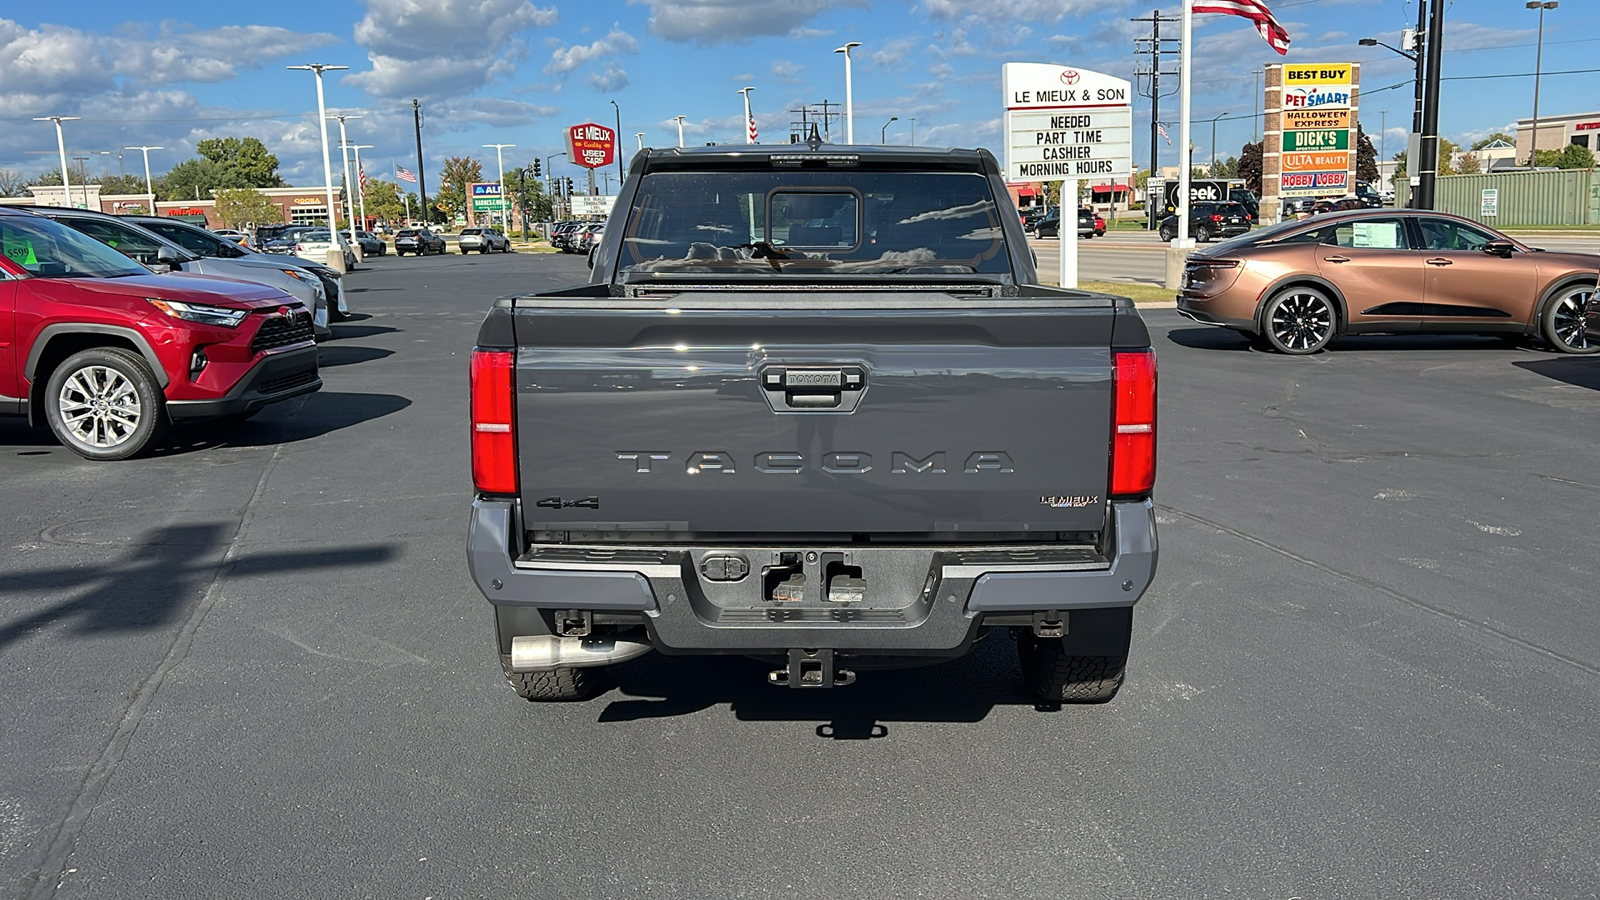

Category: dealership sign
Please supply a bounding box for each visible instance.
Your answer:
[566,123,616,170]
[1002,63,1132,183]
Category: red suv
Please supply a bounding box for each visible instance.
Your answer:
[1,209,321,459]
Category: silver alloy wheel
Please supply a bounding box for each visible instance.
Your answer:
[57,364,143,449]
[1549,287,1594,351]
[1269,291,1334,352]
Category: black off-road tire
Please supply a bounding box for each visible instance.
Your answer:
[501,655,599,701]
[43,347,166,461]
[1016,633,1127,703]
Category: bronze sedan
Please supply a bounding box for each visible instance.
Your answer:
[1177,210,1598,354]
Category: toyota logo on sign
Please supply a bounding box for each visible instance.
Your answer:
[1060,70,1081,85]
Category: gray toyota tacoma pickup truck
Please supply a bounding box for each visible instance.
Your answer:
[468,141,1158,702]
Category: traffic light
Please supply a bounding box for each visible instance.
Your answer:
[531,159,541,178]
[564,177,574,194]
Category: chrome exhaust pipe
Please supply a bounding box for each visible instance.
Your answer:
[509,634,654,672]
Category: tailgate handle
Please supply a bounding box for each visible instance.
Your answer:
[761,366,867,413]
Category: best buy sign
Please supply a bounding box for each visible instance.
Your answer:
[1282,129,1349,151]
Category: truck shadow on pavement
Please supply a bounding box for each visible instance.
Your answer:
[316,346,395,367]
[0,521,396,652]
[596,637,1050,738]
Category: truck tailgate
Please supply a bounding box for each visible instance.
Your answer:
[513,296,1118,536]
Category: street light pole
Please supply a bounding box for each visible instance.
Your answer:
[882,116,898,144]
[33,116,80,209]
[125,145,163,213]
[609,100,623,183]
[909,117,916,145]
[834,42,861,143]
[1527,1,1559,166]
[328,114,363,257]
[674,115,686,148]
[484,143,515,233]
[346,143,373,231]
[1210,112,1225,174]
[71,156,91,209]
[635,132,645,153]
[545,152,566,233]
[286,63,348,267]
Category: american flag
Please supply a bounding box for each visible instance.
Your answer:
[748,114,759,144]
[395,164,417,183]
[1193,0,1291,55]
[1157,123,1172,145]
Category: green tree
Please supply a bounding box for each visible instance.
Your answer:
[1472,133,1514,150]
[1457,155,1482,174]
[1355,123,1379,183]
[1208,156,1239,178]
[1438,138,1460,176]
[1238,141,1263,196]
[195,137,284,187]
[213,188,282,228]
[93,173,151,195]
[435,156,483,221]
[1133,169,1151,190]
[362,179,407,225]
[164,158,226,201]
[504,167,552,233]
[1532,143,1596,169]
[29,168,67,186]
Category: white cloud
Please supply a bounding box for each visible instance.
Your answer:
[772,59,805,83]
[867,36,918,69]
[923,0,1117,22]
[349,0,559,98]
[635,0,865,44]
[545,28,639,76]
[113,25,339,84]
[588,62,631,92]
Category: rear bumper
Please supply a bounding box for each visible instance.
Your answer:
[166,345,321,420]
[467,498,1158,654]
[1177,295,1256,330]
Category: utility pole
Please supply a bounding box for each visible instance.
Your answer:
[412,99,429,224]
[1132,9,1180,228]
[1416,0,1443,211]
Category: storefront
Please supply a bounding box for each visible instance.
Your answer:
[1515,110,1600,161]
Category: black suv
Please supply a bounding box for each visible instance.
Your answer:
[1157,201,1251,242]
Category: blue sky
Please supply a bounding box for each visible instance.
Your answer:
[4,0,1598,189]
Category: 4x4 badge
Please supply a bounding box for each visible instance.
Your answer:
[535,496,600,510]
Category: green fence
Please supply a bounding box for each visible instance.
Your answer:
[1395,169,1597,226]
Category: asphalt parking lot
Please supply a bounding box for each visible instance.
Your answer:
[3,252,1598,899]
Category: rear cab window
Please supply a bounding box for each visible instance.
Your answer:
[616,168,1010,279]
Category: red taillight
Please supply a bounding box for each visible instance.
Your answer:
[1210,214,1223,222]
[1110,350,1156,499]
[471,349,517,495]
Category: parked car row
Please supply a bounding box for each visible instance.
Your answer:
[0,207,324,460]
[551,221,604,253]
